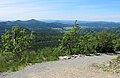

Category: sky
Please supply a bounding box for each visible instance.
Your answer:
[0,0,120,22]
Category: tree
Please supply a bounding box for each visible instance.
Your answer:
[1,26,34,60]
[59,20,80,55]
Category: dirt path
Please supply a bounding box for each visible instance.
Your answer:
[0,54,120,78]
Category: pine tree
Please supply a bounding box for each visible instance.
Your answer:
[59,20,80,55]
[1,26,34,60]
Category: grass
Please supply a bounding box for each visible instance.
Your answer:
[94,56,120,74]
[0,48,59,72]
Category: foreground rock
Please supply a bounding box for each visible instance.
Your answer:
[0,54,120,78]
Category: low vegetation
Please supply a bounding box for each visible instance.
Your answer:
[0,22,120,72]
[93,56,120,73]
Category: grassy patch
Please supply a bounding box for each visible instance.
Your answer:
[93,56,120,74]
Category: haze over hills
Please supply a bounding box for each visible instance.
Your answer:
[43,20,120,28]
[0,19,120,32]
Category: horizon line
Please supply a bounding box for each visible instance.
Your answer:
[0,19,120,23]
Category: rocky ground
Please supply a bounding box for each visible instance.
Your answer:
[0,54,120,78]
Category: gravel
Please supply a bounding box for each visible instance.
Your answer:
[0,54,120,78]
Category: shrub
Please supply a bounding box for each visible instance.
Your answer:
[95,30,115,53]
[79,33,97,55]
[114,38,120,51]
[38,48,59,61]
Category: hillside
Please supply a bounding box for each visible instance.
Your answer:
[1,20,120,30]
[1,19,120,36]
[0,19,69,30]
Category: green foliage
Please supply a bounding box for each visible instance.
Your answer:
[79,33,97,54]
[20,51,42,64]
[59,21,80,55]
[0,23,120,72]
[57,24,119,55]
[0,26,61,72]
[1,26,34,60]
[114,38,120,51]
[32,31,63,50]
[0,52,25,72]
[0,26,35,72]
[38,48,59,61]
[95,30,116,53]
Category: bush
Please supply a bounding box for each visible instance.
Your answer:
[38,48,59,61]
[20,50,42,64]
[0,50,42,72]
[0,55,9,72]
[0,52,23,72]
[114,38,120,51]
[95,30,116,53]
[79,33,97,55]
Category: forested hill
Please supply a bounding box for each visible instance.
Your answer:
[1,19,120,35]
[1,19,120,30]
[0,19,69,30]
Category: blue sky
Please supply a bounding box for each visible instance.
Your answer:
[0,0,120,21]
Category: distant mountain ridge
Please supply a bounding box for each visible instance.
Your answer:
[0,19,69,30]
[43,20,120,28]
[0,19,120,31]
